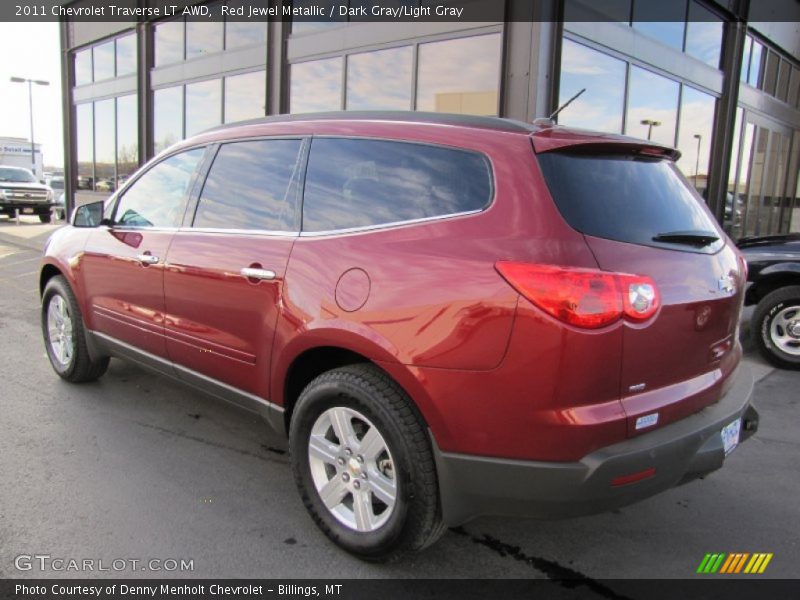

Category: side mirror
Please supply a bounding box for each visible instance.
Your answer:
[72,201,106,228]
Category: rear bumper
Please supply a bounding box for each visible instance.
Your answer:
[433,363,757,526]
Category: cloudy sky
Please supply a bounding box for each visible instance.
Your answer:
[0,22,63,168]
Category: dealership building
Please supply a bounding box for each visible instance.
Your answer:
[60,0,799,237]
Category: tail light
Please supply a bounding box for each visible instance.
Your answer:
[495,262,660,329]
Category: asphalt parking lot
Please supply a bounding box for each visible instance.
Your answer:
[0,218,798,582]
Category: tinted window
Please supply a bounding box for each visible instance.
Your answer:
[537,152,719,248]
[194,140,303,231]
[116,34,137,77]
[291,58,342,113]
[114,149,204,228]
[93,41,115,81]
[558,39,626,133]
[75,49,92,85]
[416,34,501,116]
[303,138,492,232]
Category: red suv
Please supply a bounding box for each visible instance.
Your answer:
[41,113,758,560]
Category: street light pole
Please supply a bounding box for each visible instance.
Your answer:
[10,76,50,178]
[640,118,662,141]
[693,134,702,188]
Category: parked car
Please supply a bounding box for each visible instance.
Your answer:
[738,233,800,369]
[40,112,758,560]
[0,165,55,222]
[95,179,116,192]
[48,175,66,220]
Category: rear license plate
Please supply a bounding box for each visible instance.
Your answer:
[22,208,34,214]
[721,419,741,456]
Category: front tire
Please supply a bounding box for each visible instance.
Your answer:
[42,275,109,382]
[289,364,443,561]
[752,285,800,370]
[39,213,52,223]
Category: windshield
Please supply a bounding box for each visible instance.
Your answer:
[536,151,721,251]
[49,177,65,190]
[0,167,37,183]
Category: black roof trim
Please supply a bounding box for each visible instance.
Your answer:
[205,111,537,135]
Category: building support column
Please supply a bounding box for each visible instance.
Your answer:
[138,20,154,161]
[60,21,75,220]
[502,0,559,122]
[707,11,748,224]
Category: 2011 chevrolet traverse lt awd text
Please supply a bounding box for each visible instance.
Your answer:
[41,113,758,560]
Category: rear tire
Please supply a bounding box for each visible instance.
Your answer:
[289,364,443,561]
[752,285,800,370]
[42,275,109,382]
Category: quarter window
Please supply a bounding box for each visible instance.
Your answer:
[114,149,205,228]
[193,140,303,231]
[302,138,492,232]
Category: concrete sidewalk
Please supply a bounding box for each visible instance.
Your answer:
[0,214,775,383]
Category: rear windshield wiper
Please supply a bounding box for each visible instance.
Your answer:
[652,230,720,247]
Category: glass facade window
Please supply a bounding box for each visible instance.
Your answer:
[740,36,752,82]
[676,86,716,192]
[632,0,686,51]
[93,41,115,82]
[416,34,502,115]
[155,20,184,67]
[789,66,800,109]
[743,127,769,237]
[186,79,222,137]
[94,99,116,191]
[762,50,779,96]
[75,49,92,86]
[626,66,679,147]
[775,60,791,103]
[725,107,744,233]
[748,40,763,87]
[225,1,267,48]
[154,85,184,153]
[116,34,137,77]
[186,21,224,60]
[224,71,266,123]
[76,103,94,189]
[558,39,626,133]
[685,2,722,68]
[116,94,138,184]
[291,57,343,113]
[731,120,754,239]
[346,47,413,110]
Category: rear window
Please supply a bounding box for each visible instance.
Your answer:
[537,152,720,249]
[302,138,492,233]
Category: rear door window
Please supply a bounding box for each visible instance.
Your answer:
[536,151,720,249]
[193,139,304,231]
[302,138,492,232]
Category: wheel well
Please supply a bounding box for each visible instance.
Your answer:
[282,347,370,433]
[749,273,800,304]
[39,264,62,297]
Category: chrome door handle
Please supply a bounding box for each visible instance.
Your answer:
[137,254,160,265]
[241,267,276,281]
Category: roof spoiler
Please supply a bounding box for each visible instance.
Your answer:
[531,128,680,161]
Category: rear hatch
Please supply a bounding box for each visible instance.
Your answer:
[534,133,746,436]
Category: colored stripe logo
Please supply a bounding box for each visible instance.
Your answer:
[696,553,773,574]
